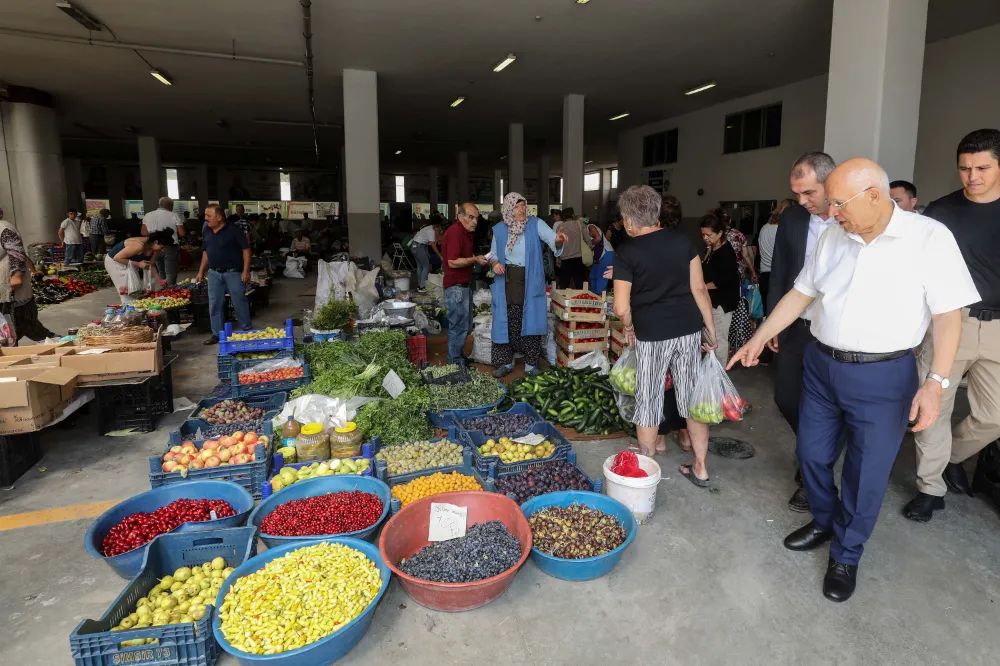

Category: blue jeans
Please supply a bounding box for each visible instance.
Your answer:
[65,244,82,264]
[208,269,252,335]
[412,243,430,289]
[797,342,917,565]
[445,284,471,363]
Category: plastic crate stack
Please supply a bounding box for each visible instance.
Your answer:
[216,349,293,383]
[0,432,42,486]
[609,319,625,362]
[549,283,609,367]
[407,334,428,368]
[94,365,174,435]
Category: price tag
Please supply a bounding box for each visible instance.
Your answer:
[382,370,406,398]
[428,502,467,541]
[76,348,110,355]
[513,433,546,445]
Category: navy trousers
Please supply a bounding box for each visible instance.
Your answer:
[797,341,917,565]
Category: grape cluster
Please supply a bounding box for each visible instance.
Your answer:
[399,521,522,583]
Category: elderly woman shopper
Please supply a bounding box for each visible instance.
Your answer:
[612,186,718,486]
[586,223,614,294]
[700,214,741,364]
[489,192,568,378]
[105,230,172,303]
[0,207,55,343]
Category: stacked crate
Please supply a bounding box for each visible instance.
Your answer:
[550,282,609,366]
[609,319,625,362]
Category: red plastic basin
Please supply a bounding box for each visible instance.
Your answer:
[378,490,531,612]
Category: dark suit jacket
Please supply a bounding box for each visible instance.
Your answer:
[766,204,810,316]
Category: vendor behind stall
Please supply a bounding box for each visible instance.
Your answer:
[196,204,251,345]
[105,230,171,303]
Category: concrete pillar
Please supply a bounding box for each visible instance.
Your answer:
[598,168,612,223]
[107,165,125,219]
[562,94,585,214]
[64,157,84,213]
[195,164,209,216]
[342,69,382,259]
[446,176,457,221]
[429,167,439,214]
[824,0,927,180]
[494,169,503,208]
[457,152,469,204]
[216,168,232,213]
[0,92,67,246]
[138,136,162,214]
[538,155,551,219]
[508,123,524,196]
[339,146,347,216]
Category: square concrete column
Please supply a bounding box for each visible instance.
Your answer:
[342,69,382,259]
[494,169,503,209]
[216,168,232,213]
[429,167,439,213]
[538,155,551,218]
[824,0,928,180]
[107,165,125,219]
[508,123,524,196]
[138,136,162,213]
[457,152,469,204]
[63,157,84,212]
[447,176,457,220]
[195,164,209,215]
[562,94,585,213]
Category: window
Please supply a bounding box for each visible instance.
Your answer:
[559,178,564,204]
[395,175,405,203]
[724,103,782,154]
[279,172,291,201]
[610,169,619,189]
[166,168,179,200]
[584,172,600,191]
[642,128,678,167]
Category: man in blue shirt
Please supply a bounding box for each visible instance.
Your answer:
[196,204,252,344]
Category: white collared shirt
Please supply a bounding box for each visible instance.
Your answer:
[142,208,181,243]
[794,205,980,353]
[801,214,836,321]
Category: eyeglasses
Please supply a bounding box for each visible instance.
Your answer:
[825,186,873,211]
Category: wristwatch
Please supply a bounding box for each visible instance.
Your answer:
[927,372,950,389]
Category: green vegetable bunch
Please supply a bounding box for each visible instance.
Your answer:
[427,366,505,411]
[312,298,358,332]
[356,386,433,445]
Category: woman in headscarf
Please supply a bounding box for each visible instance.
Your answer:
[586,223,614,294]
[488,192,568,377]
[0,207,56,343]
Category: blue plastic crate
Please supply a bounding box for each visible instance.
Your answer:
[70,527,257,666]
[189,393,287,421]
[486,451,603,499]
[371,429,473,483]
[218,319,294,354]
[216,350,292,382]
[381,460,491,515]
[461,421,574,475]
[212,537,390,666]
[455,402,545,438]
[84,481,255,580]
[427,384,507,426]
[172,410,278,447]
[307,329,346,342]
[228,362,310,398]
[149,439,271,500]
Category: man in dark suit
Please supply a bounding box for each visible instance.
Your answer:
[768,151,837,512]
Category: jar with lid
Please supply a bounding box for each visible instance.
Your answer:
[295,423,330,462]
[147,307,165,332]
[329,422,363,458]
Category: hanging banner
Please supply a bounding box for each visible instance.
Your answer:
[523,178,538,203]
[230,201,259,214]
[411,203,431,219]
[230,171,279,200]
[85,199,110,217]
[315,202,339,218]
[527,204,539,217]
[124,200,145,217]
[259,201,287,217]
[287,202,316,219]
[550,178,562,205]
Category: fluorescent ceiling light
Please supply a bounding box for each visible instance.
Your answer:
[190,196,196,200]
[500,155,507,160]
[150,70,172,86]
[395,150,402,155]
[450,97,465,108]
[576,0,591,4]
[609,112,629,121]
[493,54,516,73]
[685,81,717,95]
[56,2,102,31]
[585,160,593,164]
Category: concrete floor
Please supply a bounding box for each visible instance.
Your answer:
[2,273,999,666]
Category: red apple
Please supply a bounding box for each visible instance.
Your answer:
[232,454,249,465]
[161,461,178,473]
[244,432,258,446]
[219,435,233,448]
[169,445,183,454]
[163,451,176,462]
[231,431,245,442]
[205,456,221,468]
[217,449,232,463]
[181,442,197,455]
[190,459,205,469]
[179,454,193,465]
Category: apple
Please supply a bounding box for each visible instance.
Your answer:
[205,456,221,468]
[163,452,176,462]
[231,431,245,442]
[219,436,233,448]
[259,436,270,446]
[244,432,258,446]
[232,454,249,465]
[179,454,193,465]
[181,442,197,455]
[170,446,183,454]
[217,449,232,463]
[230,444,246,456]
[162,461,178,473]
[190,459,205,469]
[202,440,219,451]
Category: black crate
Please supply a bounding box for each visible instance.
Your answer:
[972,441,1000,512]
[191,301,212,333]
[225,295,257,325]
[94,366,174,435]
[0,432,42,487]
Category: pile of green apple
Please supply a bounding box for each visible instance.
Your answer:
[110,557,235,644]
[269,458,372,492]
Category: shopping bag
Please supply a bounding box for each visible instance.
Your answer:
[0,313,16,347]
[688,353,745,425]
[728,297,754,356]
[609,346,637,421]
[744,281,764,320]
[125,264,144,295]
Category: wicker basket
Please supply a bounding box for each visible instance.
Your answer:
[78,326,154,345]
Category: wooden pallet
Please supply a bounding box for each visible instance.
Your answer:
[551,298,607,322]
[610,325,626,346]
[556,345,608,367]
[556,321,610,340]
[557,337,610,354]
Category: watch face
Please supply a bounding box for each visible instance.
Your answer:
[941,378,950,389]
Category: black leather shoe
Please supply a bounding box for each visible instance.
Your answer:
[784,521,833,551]
[823,559,858,602]
[943,462,972,496]
[788,486,810,513]
[902,492,945,522]
[203,335,219,346]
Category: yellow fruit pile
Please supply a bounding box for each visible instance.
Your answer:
[477,437,556,464]
[228,326,286,341]
[391,471,482,507]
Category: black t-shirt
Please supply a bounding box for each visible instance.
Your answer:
[924,190,1000,310]
[612,228,702,341]
[702,242,740,312]
[204,221,250,270]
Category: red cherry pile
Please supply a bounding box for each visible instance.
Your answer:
[260,491,383,537]
[101,498,237,557]
[610,450,648,478]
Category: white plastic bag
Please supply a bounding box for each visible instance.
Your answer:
[568,349,611,375]
[272,394,378,433]
[609,346,637,422]
[425,273,445,304]
[315,259,350,311]
[471,314,492,364]
[473,288,492,307]
[346,264,380,318]
[126,264,144,295]
[545,313,557,366]
[284,255,306,279]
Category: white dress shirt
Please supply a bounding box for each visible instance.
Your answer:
[142,208,181,243]
[794,205,980,353]
[801,214,836,321]
[411,225,437,245]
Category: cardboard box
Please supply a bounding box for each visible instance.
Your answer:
[0,366,79,434]
[0,357,32,369]
[0,342,70,358]
[60,341,163,383]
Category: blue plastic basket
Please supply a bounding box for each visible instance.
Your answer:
[260,443,376,499]
[462,421,574,475]
[487,451,603,498]
[212,537,390,666]
[217,350,292,382]
[455,402,544,438]
[219,319,294,354]
[171,410,278,447]
[149,440,271,501]
[70,527,257,666]
[229,363,310,398]
[427,384,508,426]
[519,490,638,581]
[380,460,491,515]
[248,475,392,548]
[189,393,287,422]
[84,482,255,580]
[371,430,473,483]
[307,329,346,342]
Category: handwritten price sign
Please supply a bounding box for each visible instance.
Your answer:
[428,502,468,541]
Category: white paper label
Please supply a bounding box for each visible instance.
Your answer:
[428,502,467,541]
[382,370,406,398]
[76,348,110,355]
[513,433,546,445]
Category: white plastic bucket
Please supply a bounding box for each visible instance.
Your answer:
[603,454,661,524]
[394,276,411,292]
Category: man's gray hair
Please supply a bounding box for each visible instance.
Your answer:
[617,185,662,229]
[158,196,174,210]
[791,151,836,183]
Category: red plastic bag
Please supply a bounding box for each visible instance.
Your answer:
[611,450,648,478]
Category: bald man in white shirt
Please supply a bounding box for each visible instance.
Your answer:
[729,158,979,603]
